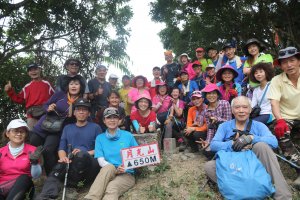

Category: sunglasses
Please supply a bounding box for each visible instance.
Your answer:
[69,62,79,66]
[279,48,298,57]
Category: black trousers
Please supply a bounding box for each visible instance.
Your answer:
[37,151,100,199]
[0,175,34,200]
[185,131,206,151]
[30,133,60,175]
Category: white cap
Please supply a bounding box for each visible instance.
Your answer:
[6,119,29,131]
[109,74,119,79]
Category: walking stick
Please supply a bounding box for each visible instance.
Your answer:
[62,144,72,200]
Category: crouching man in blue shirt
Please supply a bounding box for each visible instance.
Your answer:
[204,96,291,200]
[84,107,138,200]
[37,98,102,199]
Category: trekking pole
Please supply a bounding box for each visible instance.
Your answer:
[62,144,72,200]
[275,153,300,169]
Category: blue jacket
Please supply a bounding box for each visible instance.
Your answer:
[210,119,278,152]
[178,80,199,103]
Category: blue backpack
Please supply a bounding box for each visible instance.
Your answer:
[216,150,276,200]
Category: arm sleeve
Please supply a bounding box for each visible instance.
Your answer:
[267,77,281,101]
[58,127,68,151]
[31,164,42,179]
[251,89,258,107]
[97,157,110,167]
[210,123,233,152]
[236,83,242,96]
[94,136,104,158]
[252,123,278,149]
[6,88,25,104]
[186,108,194,128]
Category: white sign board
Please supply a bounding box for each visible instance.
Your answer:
[121,142,161,170]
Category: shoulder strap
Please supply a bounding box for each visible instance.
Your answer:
[246,119,252,133]
[258,83,270,106]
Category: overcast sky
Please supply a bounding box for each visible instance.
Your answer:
[107,0,166,81]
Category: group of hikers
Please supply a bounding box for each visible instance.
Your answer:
[0,38,300,200]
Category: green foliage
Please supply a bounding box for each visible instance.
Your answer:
[0,0,133,130]
[154,156,171,174]
[146,182,172,200]
[150,0,300,57]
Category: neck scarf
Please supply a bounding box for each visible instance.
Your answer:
[105,128,121,141]
[67,93,79,117]
[8,142,24,157]
[227,55,242,69]
[182,81,190,96]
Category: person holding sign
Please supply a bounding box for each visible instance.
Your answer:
[84,107,138,200]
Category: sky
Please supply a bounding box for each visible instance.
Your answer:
[107,0,166,81]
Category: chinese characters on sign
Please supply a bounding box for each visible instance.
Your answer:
[121,142,161,170]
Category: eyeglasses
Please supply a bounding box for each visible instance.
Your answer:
[69,62,79,66]
[279,48,298,57]
[10,129,26,135]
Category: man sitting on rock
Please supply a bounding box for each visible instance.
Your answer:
[268,46,300,186]
[36,98,101,199]
[204,96,292,200]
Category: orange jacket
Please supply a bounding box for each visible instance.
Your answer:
[187,106,207,132]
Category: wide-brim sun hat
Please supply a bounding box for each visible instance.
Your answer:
[64,58,82,69]
[243,38,265,56]
[132,75,148,88]
[201,84,221,98]
[135,93,152,109]
[216,64,238,82]
[273,46,300,66]
[178,53,191,64]
[155,82,168,94]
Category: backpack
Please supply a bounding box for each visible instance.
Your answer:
[216,150,275,199]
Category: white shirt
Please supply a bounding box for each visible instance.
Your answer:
[251,83,272,115]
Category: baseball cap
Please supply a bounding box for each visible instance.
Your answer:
[109,74,119,79]
[196,47,205,52]
[191,90,202,98]
[74,98,91,109]
[152,66,160,71]
[103,107,120,118]
[192,60,202,68]
[206,64,215,70]
[222,43,235,50]
[7,119,29,131]
[27,63,42,71]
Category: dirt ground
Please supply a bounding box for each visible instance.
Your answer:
[70,149,300,200]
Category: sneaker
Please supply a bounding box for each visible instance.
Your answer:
[279,137,300,166]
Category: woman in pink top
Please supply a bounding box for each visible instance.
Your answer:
[0,119,42,199]
[128,75,150,113]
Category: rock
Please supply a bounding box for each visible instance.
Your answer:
[180,154,188,161]
[65,188,79,200]
[184,153,196,159]
[163,138,177,154]
[133,131,162,149]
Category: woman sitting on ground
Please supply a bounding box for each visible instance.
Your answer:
[30,75,85,175]
[84,107,138,200]
[184,91,207,153]
[200,84,231,157]
[249,62,274,124]
[164,87,186,151]
[216,64,241,103]
[0,119,42,200]
[95,91,128,131]
[130,94,157,134]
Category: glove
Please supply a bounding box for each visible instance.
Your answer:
[29,146,44,165]
[232,135,252,152]
[228,89,238,97]
[274,119,290,138]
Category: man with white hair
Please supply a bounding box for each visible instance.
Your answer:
[204,96,291,200]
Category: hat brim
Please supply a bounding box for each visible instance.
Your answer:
[104,114,120,118]
[216,67,238,82]
[243,41,265,56]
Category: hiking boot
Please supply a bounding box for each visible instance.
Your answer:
[279,137,300,166]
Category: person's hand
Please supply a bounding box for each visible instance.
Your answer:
[210,116,217,124]
[116,165,125,174]
[163,67,168,74]
[274,119,290,138]
[148,124,156,132]
[29,145,44,165]
[139,126,146,134]
[219,51,224,57]
[228,89,238,97]
[58,157,71,163]
[232,134,253,152]
[47,103,56,112]
[196,138,209,149]
[4,81,12,92]
[184,127,195,136]
[72,148,81,155]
